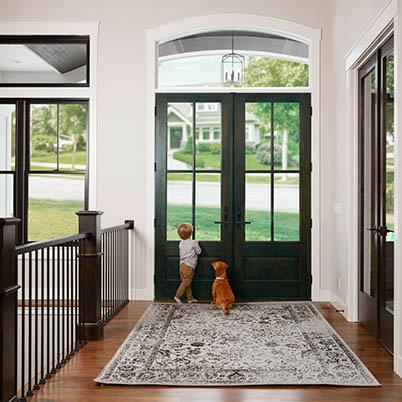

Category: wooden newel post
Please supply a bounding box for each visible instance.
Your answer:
[0,218,20,402]
[76,211,104,341]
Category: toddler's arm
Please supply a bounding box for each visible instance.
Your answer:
[193,240,202,255]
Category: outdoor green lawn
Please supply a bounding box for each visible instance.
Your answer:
[31,150,87,169]
[167,204,299,241]
[29,199,82,241]
[174,150,268,170]
[29,200,298,242]
[171,151,299,185]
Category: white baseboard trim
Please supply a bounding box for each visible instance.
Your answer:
[129,288,153,301]
[328,291,348,320]
[396,354,402,378]
[318,290,330,301]
[318,289,348,320]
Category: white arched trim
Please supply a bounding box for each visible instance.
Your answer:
[141,14,322,303]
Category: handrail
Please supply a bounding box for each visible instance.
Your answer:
[16,232,89,255]
[101,220,134,234]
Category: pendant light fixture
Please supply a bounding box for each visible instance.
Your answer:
[221,32,245,87]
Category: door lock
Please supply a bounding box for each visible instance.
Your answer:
[214,206,228,227]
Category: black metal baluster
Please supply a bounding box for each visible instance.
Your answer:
[61,246,66,364]
[65,245,69,359]
[26,252,33,397]
[75,242,80,350]
[20,256,26,401]
[118,231,121,310]
[106,233,109,321]
[46,247,51,380]
[126,229,129,302]
[101,234,104,321]
[114,230,117,315]
[57,246,61,369]
[40,249,45,385]
[70,243,74,357]
[51,246,56,375]
[34,250,39,391]
[72,242,77,353]
[108,232,111,320]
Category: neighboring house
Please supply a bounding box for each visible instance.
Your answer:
[167,102,261,150]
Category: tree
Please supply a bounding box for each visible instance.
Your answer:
[59,104,87,169]
[244,57,307,173]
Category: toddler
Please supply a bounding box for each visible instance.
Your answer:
[174,223,201,304]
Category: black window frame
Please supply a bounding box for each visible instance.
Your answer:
[0,35,90,87]
[0,98,89,244]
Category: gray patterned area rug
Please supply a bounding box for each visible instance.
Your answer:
[95,302,380,386]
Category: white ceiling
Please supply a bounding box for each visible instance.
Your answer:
[0,45,57,72]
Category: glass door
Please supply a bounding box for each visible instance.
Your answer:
[154,93,311,301]
[379,39,394,352]
[155,94,233,300]
[358,36,394,353]
[233,94,311,300]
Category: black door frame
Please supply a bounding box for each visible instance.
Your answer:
[155,92,311,301]
[358,36,394,353]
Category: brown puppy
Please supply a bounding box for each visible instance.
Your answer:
[211,261,235,315]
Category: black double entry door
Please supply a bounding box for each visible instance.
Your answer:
[155,93,311,301]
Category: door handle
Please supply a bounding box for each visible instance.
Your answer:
[214,206,228,227]
[366,226,393,236]
[236,210,251,227]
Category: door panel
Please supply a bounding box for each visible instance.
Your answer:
[155,94,233,300]
[379,40,394,352]
[358,36,394,353]
[155,93,311,301]
[233,94,311,300]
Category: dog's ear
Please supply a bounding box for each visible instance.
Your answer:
[223,261,229,270]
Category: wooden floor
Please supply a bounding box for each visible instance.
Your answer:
[31,302,402,402]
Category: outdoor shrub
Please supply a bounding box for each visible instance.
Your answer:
[210,143,221,154]
[255,142,271,165]
[197,143,211,153]
[255,141,297,167]
[245,144,256,155]
[183,137,193,154]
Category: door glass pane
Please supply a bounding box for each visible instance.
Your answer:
[0,174,14,217]
[245,173,271,241]
[362,68,377,297]
[274,173,299,240]
[246,103,271,170]
[58,103,88,171]
[196,103,221,170]
[166,173,192,240]
[195,173,220,240]
[384,53,394,313]
[274,103,300,170]
[167,103,193,171]
[0,104,16,171]
[28,174,85,241]
[30,104,58,170]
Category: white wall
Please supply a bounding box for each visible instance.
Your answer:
[0,0,394,306]
[323,0,390,309]
[0,0,334,299]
